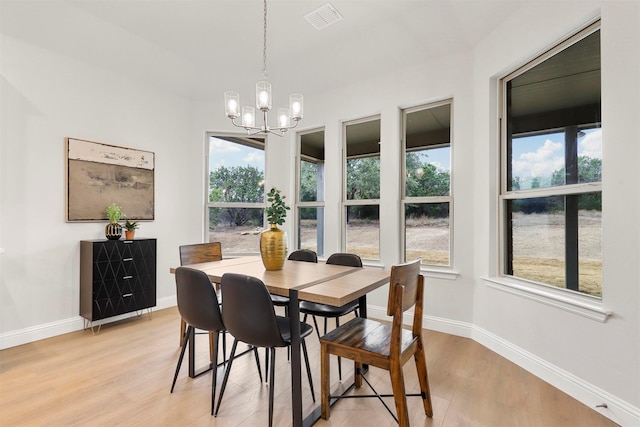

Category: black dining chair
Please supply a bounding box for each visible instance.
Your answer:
[170,267,262,415]
[270,249,318,314]
[266,249,318,372]
[215,273,316,426]
[300,252,362,380]
[178,242,223,362]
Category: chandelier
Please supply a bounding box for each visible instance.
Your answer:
[224,0,303,136]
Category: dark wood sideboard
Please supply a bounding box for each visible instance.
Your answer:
[80,239,156,324]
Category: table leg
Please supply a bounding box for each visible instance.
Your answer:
[289,290,303,427]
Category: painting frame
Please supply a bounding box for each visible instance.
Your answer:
[66,138,155,222]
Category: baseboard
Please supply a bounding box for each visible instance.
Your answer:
[0,296,176,350]
[367,304,639,427]
[471,325,639,427]
[3,300,638,425]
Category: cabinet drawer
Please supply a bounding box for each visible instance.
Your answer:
[80,238,157,322]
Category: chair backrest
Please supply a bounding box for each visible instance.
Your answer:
[288,249,318,263]
[179,242,222,265]
[326,252,363,268]
[175,267,224,332]
[386,258,424,336]
[220,273,286,348]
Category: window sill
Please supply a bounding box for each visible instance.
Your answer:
[422,267,459,281]
[482,276,612,322]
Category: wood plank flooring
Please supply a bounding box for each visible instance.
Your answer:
[0,307,616,426]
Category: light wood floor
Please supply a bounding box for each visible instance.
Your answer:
[0,307,616,427]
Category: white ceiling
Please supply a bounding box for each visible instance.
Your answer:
[1,0,525,101]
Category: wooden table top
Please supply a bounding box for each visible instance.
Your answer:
[171,256,390,306]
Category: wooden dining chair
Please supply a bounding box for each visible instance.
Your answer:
[319,258,433,426]
[178,242,223,362]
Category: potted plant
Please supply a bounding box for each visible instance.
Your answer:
[260,188,290,270]
[105,203,123,240]
[124,219,139,240]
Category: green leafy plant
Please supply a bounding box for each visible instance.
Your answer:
[265,188,290,226]
[105,203,122,223]
[124,220,139,231]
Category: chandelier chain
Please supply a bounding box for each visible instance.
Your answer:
[262,0,268,79]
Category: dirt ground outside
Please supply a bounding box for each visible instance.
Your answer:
[210,211,602,297]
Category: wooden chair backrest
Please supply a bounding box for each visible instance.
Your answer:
[386,258,424,337]
[179,242,223,266]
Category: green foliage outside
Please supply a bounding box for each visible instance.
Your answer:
[405,152,450,219]
[209,165,264,228]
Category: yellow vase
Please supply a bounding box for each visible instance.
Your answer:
[260,224,287,270]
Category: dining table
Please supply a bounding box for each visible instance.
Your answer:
[170,255,391,427]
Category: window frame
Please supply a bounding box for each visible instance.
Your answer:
[294,128,326,255]
[342,115,381,261]
[401,99,454,269]
[204,132,266,255]
[496,20,607,313]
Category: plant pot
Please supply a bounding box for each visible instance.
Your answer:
[105,222,122,240]
[260,224,287,270]
[125,230,135,240]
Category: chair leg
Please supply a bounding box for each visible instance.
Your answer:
[354,361,363,388]
[171,325,191,393]
[209,332,215,363]
[264,347,269,384]
[312,316,321,339]
[268,347,276,427]
[389,360,409,427]
[414,343,433,417]
[222,331,227,365]
[320,342,330,420]
[254,346,263,383]
[301,339,315,402]
[210,331,219,415]
[179,318,186,346]
[214,339,239,416]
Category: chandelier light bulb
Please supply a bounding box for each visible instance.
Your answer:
[289,94,304,120]
[278,108,291,129]
[256,81,272,111]
[242,106,256,128]
[224,91,241,119]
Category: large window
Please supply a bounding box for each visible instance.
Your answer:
[500,22,602,297]
[296,129,325,256]
[206,133,265,254]
[343,116,380,260]
[402,101,452,267]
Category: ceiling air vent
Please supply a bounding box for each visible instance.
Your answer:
[304,3,343,30]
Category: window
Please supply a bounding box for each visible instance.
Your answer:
[206,133,265,254]
[343,117,380,260]
[500,22,602,297]
[402,101,452,267]
[296,129,325,256]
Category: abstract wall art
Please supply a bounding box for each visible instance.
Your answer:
[66,138,155,221]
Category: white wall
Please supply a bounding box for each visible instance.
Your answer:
[0,35,196,342]
[470,2,639,425]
